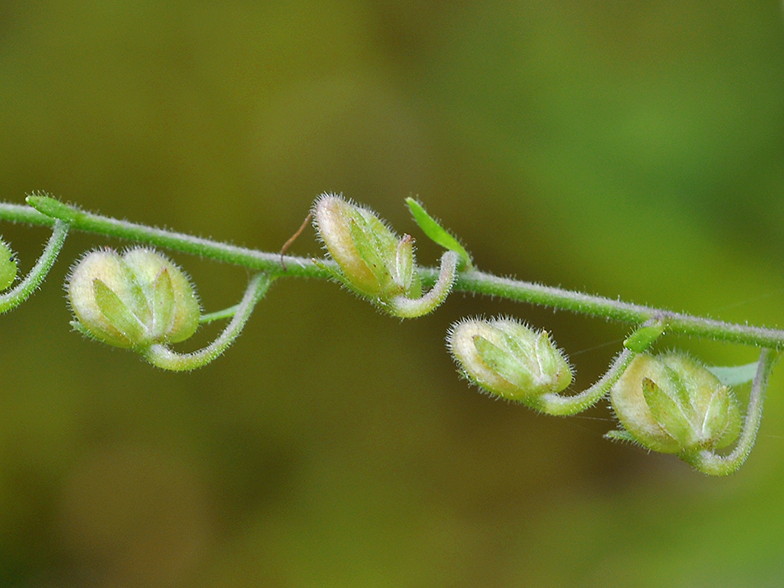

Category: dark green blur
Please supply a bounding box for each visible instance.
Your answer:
[0,1,783,586]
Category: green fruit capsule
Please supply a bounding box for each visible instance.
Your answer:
[0,239,17,291]
[67,247,200,349]
[447,317,573,404]
[313,194,421,301]
[608,353,741,454]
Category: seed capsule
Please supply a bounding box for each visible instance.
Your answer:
[447,317,573,403]
[0,239,17,291]
[67,247,200,349]
[609,353,741,454]
[313,194,421,301]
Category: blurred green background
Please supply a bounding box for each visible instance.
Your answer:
[1,1,784,586]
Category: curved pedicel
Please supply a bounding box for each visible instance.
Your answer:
[683,349,778,476]
[312,193,457,318]
[448,319,665,417]
[0,220,69,313]
[143,272,273,372]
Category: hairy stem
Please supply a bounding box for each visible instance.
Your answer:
[682,348,779,476]
[6,198,784,349]
[0,219,69,313]
[537,348,636,416]
[389,251,458,318]
[143,272,273,371]
[535,319,666,416]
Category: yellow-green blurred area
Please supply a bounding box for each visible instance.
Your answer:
[2,0,784,586]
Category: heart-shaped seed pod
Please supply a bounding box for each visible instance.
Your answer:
[609,353,741,454]
[67,247,200,350]
[447,317,573,404]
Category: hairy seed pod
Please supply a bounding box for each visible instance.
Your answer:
[609,353,741,454]
[447,317,573,403]
[67,247,200,349]
[313,194,420,301]
[0,239,17,291]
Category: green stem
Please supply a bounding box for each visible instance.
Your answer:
[388,251,458,318]
[143,272,273,371]
[536,319,665,416]
[7,198,784,349]
[0,219,69,313]
[21,198,314,277]
[200,304,240,324]
[537,348,636,416]
[450,270,784,349]
[682,348,779,476]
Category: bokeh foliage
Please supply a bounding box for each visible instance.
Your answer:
[1,1,784,586]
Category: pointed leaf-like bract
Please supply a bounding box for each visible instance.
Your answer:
[707,362,759,387]
[406,198,472,270]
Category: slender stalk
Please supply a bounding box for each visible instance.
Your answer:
[682,348,779,476]
[537,348,637,416]
[143,272,273,371]
[16,200,317,278]
[5,199,784,349]
[0,219,69,313]
[389,251,458,318]
[200,304,240,324]
[535,319,665,416]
